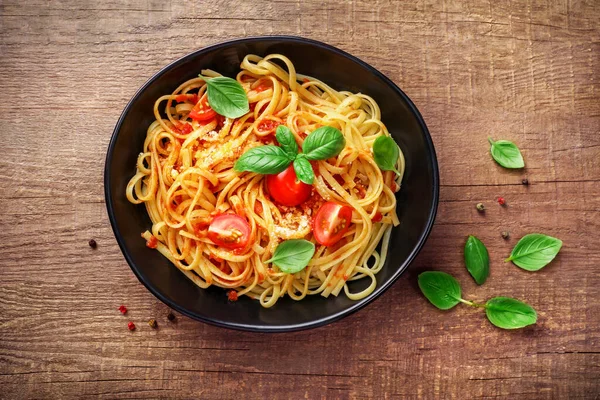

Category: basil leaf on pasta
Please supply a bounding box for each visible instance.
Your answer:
[233,145,291,174]
[204,76,250,119]
[266,239,315,274]
[488,138,525,169]
[485,297,537,329]
[302,126,345,161]
[293,154,314,185]
[275,125,298,160]
[373,135,401,176]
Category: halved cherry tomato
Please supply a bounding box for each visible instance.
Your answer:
[207,214,250,249]
[189,94,217,122]
[266,164,311,207]
[313,202,353,247]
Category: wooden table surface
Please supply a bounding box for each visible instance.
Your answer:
[1,0,599,399]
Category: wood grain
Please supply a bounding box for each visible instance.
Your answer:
[1,0,599,398]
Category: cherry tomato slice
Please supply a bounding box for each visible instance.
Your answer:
[189,94,217,122]
[207,214,250,249]
[266,164,311,207]
[313,202,353,246]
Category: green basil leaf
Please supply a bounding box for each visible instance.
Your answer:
[417,271,462,310]
[464,235,490,285]
[373,135,401,175]
[485,297,537,329]
[204,76,250,119]
[234,145,291,174]
[275,125,298,160]
[293,154,314,185]
[302,126,345,161]
[506,233,562,271]
[266,239,315,274]
[488,138,525,169]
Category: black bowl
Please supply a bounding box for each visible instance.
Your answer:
[105,36,439,332]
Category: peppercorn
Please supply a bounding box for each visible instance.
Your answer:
[127,321,136,331]
[501,231,510,240]
[497,197,506,206]
[476,203,485,212]
[88,239,97,249]
[167,312,176,322]
[148,319,158,329]
[522,178,529,186]
[118,305,127,315]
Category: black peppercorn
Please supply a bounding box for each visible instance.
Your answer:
[88,239,97,248]
[522,178,529,186]
[167,312,176,322]
[501,231,510,240]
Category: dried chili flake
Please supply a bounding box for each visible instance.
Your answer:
[146,235,158,249]
[118,305,127,315]
[127,321,136,331]
[227,290,239,302]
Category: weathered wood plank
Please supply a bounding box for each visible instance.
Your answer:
[0,0,599,398]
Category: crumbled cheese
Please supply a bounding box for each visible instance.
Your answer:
[273,212,311,239]
[171,169,179,178]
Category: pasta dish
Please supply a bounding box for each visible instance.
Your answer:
[126,54,404,308]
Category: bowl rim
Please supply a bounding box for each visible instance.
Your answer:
[104,35,439,332]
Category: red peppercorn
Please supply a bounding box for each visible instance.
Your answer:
[118,305,127,314]
[127,321,136,331]
[497,197,506,206]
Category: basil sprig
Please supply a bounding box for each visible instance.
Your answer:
[202,76,250,119]
[506,233,562,271]
[464,235,490,285]
[373,135,401,176]
[418,271,538,329]
[488,137,525,169]
[235,125,345,184]
[266,239,315,274]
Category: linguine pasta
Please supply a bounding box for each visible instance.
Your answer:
[126,54,405,308]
